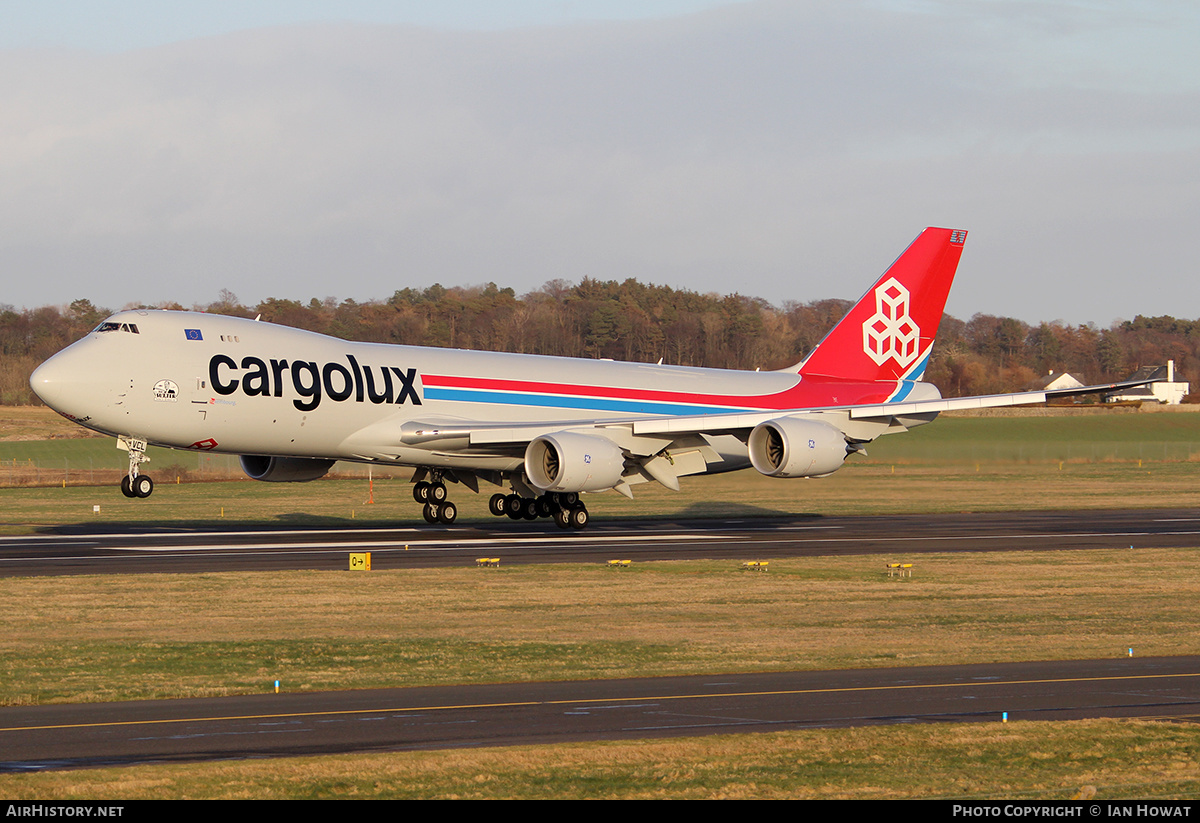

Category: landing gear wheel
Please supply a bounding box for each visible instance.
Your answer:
[422,503,439,524]
[522,498,539,520]
[413,482,430,503]
[132,474,154,498]
[568,506,589,530]
[504,494,524,520]
[120,476,136,498]
[489,493,507,517]
[536,495,557,518]
[553,508,571,529]
[558,491,579,508]
[428,482,448,503]
[437,501,457,524]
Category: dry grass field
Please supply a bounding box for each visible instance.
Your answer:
[3,549,1200,705]
[4,719,1200,799]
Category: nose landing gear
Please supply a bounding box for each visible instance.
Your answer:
[118,436,154,498]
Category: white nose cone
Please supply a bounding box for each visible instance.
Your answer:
[30,346,95,417]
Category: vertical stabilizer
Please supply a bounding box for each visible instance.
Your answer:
[795,227,966,382]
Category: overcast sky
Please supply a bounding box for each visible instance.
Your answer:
[1,0,1196,326]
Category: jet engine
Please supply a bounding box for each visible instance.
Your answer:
[747,417,850,478]
[239,455,336,482]
[524,432,626,493]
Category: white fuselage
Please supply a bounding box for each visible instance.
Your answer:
[31,310,817,472]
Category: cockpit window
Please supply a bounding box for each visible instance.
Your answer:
[94,322,140,334]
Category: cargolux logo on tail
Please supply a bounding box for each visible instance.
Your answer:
[862,277,921,368]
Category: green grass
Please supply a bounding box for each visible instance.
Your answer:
[901,408,1200,443]
[5,407,1199,468]
[861,407,1200,463]
[0,438,182,471]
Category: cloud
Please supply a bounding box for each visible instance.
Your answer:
[1,0,1197,324]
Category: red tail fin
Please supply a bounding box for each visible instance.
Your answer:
[795,227,966,381]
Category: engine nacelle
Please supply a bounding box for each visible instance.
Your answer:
[524,432,626,493]
[748,417,849,478]
[239,455,336,482]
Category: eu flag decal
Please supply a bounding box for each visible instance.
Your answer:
[184,329,203,341]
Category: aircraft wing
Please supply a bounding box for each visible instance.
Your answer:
[845,377,1159,422]
[382,377,1160,447]
[614,377,1160,439]
[360,376,1158,497]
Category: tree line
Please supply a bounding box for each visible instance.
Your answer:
[1,282,1195,405]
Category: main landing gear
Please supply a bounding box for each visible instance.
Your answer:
[413,478,457,525]
[118,437,154,498]
[488,491,589,530]
[410,470,590,530]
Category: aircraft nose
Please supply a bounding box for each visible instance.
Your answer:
[30,345,97,415]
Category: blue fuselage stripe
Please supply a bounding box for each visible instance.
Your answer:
[886,350,932,401]
[423,387,752,416]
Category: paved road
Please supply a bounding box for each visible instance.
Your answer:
[2,508,1198,576]
[2,656,1197,772]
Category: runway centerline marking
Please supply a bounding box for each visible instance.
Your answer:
[101,534,725,553]
[0,534,731,564]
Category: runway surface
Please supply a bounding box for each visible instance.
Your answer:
[2,508,1199,576]
[2,656,1198,772]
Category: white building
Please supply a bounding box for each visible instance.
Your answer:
[1031,370,1085,392]
[1105,359,1190,405]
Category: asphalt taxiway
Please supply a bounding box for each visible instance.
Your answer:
[3,656,1197,772]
